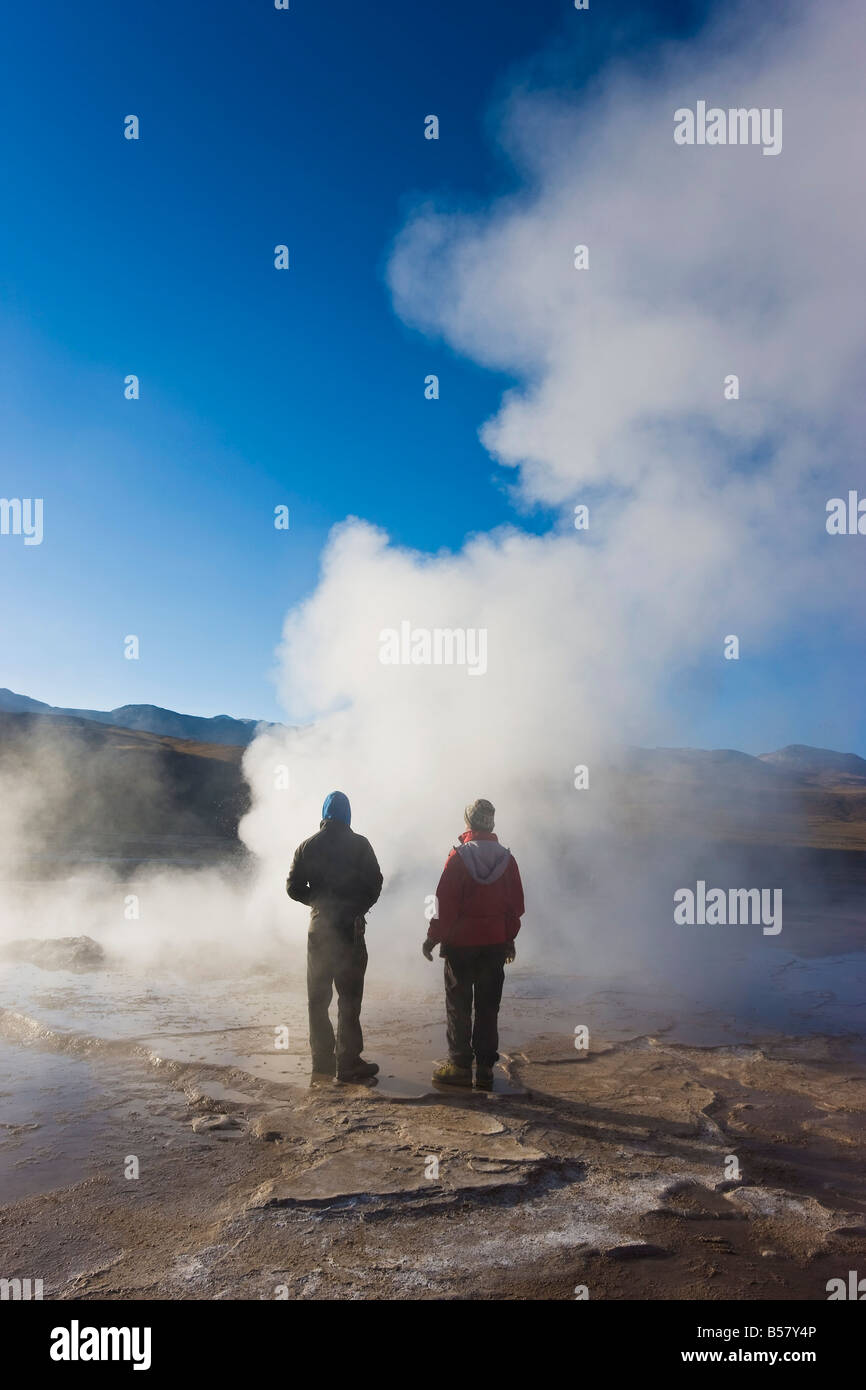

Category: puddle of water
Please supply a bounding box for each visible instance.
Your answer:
[345,1071,430,1100]
[376,1054,525,1099]
[0,1041,106,1202]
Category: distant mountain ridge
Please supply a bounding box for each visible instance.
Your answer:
[0,688,277,747]
[2,688,864,780]
[758,744,866,779]
[625,743,866,783]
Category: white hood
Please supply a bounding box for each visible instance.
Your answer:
[455,838,512,884]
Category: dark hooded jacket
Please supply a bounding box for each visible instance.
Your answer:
[426,829,524,948]
[287,820,383,935]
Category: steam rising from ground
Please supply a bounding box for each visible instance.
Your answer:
[0,721,257,973]
[241,0,866,970]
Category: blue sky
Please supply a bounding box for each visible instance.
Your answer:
[1,0,862,753]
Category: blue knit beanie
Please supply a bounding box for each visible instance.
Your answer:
[322,791,351,825]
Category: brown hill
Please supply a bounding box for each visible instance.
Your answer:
[0,711,249,874]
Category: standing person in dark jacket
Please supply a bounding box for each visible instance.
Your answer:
[287,791,383,1082]
[423,799,524,1090]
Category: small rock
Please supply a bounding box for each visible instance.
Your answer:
[191,1114,243,1135]
[2,934,106,971]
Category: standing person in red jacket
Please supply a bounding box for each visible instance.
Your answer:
[423,799,525,1090]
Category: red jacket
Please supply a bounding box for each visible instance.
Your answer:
[426,830,525,948]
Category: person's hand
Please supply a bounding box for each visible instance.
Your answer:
[422,940,435,962]
[504,940,516,964]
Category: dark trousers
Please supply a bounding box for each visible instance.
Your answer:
[307,925,368,1071]
[443,944,507,1069]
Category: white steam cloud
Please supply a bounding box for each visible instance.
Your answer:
[240,0,866,970]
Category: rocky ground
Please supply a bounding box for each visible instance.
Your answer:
[2,1003,864,1300]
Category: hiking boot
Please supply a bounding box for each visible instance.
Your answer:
[475,1065,495,1090]
[336,1059,379,1082]
[432,1061,473,1087]
[311,1058,336,1077]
